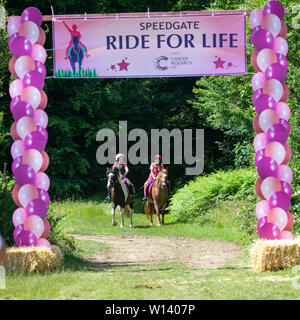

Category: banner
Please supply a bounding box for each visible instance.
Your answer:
[53,13,247,78]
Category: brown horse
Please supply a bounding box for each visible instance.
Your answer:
[145,168,169,226]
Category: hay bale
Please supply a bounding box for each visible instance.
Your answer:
[1,245,63,274]
[250,239,300,272]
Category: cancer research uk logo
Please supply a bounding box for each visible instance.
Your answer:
[154,56,169,71]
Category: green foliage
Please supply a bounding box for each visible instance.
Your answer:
[55,68,99,78]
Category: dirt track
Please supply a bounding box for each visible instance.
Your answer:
[73,234,241,269]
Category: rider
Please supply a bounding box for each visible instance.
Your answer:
[105,153,135,203]
[142,154,170,201]
[63,22,90,59]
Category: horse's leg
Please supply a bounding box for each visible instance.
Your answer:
[161,204,167,225]
[129,206,133,228]
[154,201,161,226]
[111,203,117,226]
[120,206,124,228]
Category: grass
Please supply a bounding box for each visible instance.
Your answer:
[55,67,99,78]
[1,197,300,300]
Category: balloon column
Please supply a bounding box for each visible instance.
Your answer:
[8,7,51,248]
[250,1,294,240]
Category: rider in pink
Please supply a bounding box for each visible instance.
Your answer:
[143,154,170,200]
[63,22,90,59]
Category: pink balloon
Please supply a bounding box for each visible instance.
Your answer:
[36,28,46,46]
[41,219,51,238]
[256,200,269,219]
[12,208,27,227]
[280,83,289,102]
[282,144,292,165]
[250,9,263,28]
[261,14,281,37]
[253,115,263,133]
[273,37,288,56]
[258,109,279,132]
[21,86,41,109]
[37,238,51,248]
[255,178,265,200]
[254,132,268,152]
[18,184,39,208]
[265,141,286,165]
[277,165,293,184]
[261,176,281,200]
[278,22,287,38]
[263,79,283,102]
[10,122,20,141]
[31,44,47,63]
[22,149,43,172]
[267,207,288,231]
[38,90,48,110]
[257,49,277,72]
[16,116,37,140]
[280,230,294,240]
[35,172,50,191]
[12,184,22,207]
[9,57,19,79]
[276,102,290,121]
[251,72,265,91]
[24,215,44,238]
[251,50,261,72]
[40,151,49,172]
[14,56,35,79]
[11,139,25,159]
[19,21,40,44]
[7,16,21,36]
[34,109,48,128]
[9,79,23,99]
[284,212,294,231]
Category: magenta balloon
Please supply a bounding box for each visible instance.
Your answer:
[256,200,269,219]
[12,156,23,175]
[38,188,50,206]
[26,199,48,219]
[259,222,280,240]
[11,139,25,159]
[24,130,47,152]
[257,156,278,179]
[10,36,32,58]
[255,148,265,166]
[254,94,276,114]
[12,101,34,121]
[267,123,289,144]
[251,72,265,91]
[269,191,291,211]
[16,230,37,247]
[252,89,263,104]
[37,126,48,142]
[251,26,261,43]
[252,29,274,51]
[280,181,292,198]
[23,70,45,90]
[265,63,286,83]
[10,95,21,113]
[14,164,36,186]
[34,60,46,77]
[21,7,43,27]
[13,224,24,244]
[257,216,268,234]
[8,32,19,51]
[263,1,285,20]
[276,54,288,71]
[279,118,290,135]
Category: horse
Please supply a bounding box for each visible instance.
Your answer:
[67,35,85,74]
[106,167,134,228]
[144,168,169,226]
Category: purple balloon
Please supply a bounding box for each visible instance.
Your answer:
[252,89,263,105]
[257,216,268,234]
[23,70,45,90]
[10,36,32,58]
[13,224,24,245]
[26,199,48,219]
[257,156,278,179]
[267,123,289,145]
[265,63,286,83]
[14,164,36,186]
[276,54,288,71]
[279,118,290,135]
[12,101,34,121]
[12,156,23,175]
[10,95,21,113]
[251,26,261,43]
[259,222,280,240]
[38,188,50,206]
[8,32,19,51]
[252,29,274,51]
[21,7,43,27]
[37,126,48,142]
[15,230,37,247]
[34,61,47,77]
[280,181,292,198]
[263,1,285,20]
[24,131,47,152]
[269,191,291,211]
[255,148,265,166]
[254,94,276,114]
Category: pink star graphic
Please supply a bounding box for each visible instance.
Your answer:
[213,57,226,69]
[118,59,130,71]
[110,64,116,70]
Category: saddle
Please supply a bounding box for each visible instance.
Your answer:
[146,181,155,198]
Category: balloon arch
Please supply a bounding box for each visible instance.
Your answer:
[7,1,294,248]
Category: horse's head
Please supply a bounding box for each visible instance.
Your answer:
[156,168,168,189]
[106,167,120,190]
